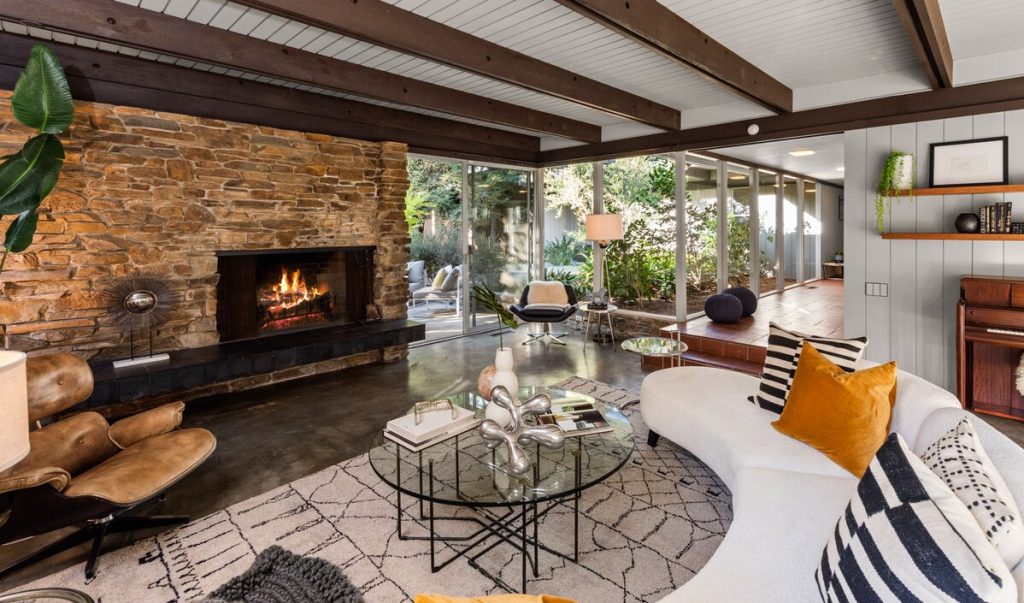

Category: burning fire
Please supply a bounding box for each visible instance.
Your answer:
[271,268,325,310]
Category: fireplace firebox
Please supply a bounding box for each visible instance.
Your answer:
[216,247,375,342]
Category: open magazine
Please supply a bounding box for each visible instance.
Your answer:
[538,400,613,437]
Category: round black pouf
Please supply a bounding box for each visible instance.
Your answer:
[723,286,758,316]
[704,293,743,323]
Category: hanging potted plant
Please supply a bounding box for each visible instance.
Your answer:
[874,151,915,234]
[471,283,520,426]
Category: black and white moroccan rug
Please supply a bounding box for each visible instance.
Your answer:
[22,378,731,602]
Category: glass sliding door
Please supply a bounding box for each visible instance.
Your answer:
[685,158,719,314]
[726,166,752,289]
[405,157,465,341]
[466,164,534,331]
[757,170,779,295]
[802,181,820,281]
[782,176,799,287]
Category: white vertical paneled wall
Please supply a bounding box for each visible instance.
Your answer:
[844,110,1024,392]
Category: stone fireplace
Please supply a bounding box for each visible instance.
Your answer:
[216,247,375,342]
[0,91,421,411]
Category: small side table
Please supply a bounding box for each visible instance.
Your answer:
[822,262,844,279]
[621,336,689,371]
[580,302,618,350]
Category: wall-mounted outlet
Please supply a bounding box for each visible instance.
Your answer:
[865,282,889,297]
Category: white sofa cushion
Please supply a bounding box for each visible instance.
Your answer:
[921,418,1024,568]
[659,468,857,602]
[817,433,1015,603]
[641,367,853,488]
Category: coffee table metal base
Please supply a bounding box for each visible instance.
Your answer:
[392,442,582,593]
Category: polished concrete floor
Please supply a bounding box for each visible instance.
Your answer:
[5,324,1024,590]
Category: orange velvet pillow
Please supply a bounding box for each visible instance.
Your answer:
[772,342,897,477]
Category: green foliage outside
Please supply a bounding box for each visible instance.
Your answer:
[406,154,762,316]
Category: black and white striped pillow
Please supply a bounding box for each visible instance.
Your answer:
[816,433,1015,603]
[751,323,868,414]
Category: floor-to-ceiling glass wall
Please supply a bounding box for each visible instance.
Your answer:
[405,157,464,341]
[684,156,719,314]
[757,170,779,295]
[466,164,534,331]
[782,176,800,286]
[600,155,677,317]
[802,181,820,281]
[542,163,592,299]
[726,165,753,289]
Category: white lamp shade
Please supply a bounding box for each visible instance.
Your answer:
[0,351,29,472]
[585,213,624,242]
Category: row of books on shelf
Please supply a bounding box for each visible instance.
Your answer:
[383,397,613,452]
[980,202,1014,234]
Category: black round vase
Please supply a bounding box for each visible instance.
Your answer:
[955,213,980,233]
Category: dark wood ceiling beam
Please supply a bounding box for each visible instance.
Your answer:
[233,0,680,131]
[0,0,601,143]
[891,0,954,88]
[555,0,792,113]
[539,75,1024,164]
[0,36,539,164]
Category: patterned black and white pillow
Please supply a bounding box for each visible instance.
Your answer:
[816,433,1015,603]
[750,323,868,414]
[922,418,1024,568]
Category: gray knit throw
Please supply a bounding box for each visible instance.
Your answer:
[202,546,364,603]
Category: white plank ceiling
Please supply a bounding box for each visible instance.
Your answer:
[940,0,1024,85]
[7,0,1024,154]
[714,134,847,185]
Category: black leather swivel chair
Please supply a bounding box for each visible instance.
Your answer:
[509,283,578,345]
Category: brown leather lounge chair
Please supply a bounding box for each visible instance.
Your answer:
[0,353,216,579]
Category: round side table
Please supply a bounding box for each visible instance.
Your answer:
[579,302,618,349]
[621,336,689,370]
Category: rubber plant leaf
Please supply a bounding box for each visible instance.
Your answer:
[0,134,65,215]
[11,45,74,134]
[4,209,40,253]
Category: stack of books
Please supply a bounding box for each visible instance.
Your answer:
[538,399,613,437]
[980,202,1013,234]
[384,402,480,451]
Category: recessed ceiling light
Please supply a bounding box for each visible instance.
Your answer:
[788,150,816,157]
[836,166,846,172]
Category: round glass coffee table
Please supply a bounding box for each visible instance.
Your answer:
[621,336,689,369]
[368,386,635,592]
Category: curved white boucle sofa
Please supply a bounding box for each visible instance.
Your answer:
[641,365,1024,602]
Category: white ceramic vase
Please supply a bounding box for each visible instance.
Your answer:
[894,155,914,190]
[485,348,518,428]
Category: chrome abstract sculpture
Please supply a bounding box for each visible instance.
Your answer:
[479,386,565,475]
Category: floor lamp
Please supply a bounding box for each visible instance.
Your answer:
[585,213,624,308]
[0,351,29,473]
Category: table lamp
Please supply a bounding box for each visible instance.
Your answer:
[0,351,29,472]
[585,213,624,308]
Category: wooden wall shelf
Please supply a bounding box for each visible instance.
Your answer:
[881,233,1024,241]
[895,184,1024,196]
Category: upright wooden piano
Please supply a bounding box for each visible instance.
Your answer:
[957,276,1024,421]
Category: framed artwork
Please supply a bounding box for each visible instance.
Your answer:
[929,136,1008,187]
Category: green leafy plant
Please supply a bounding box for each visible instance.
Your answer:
[471,283,518,349]
[544,232,587,266]
[874,151,915,234]
[0,45,73,274]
